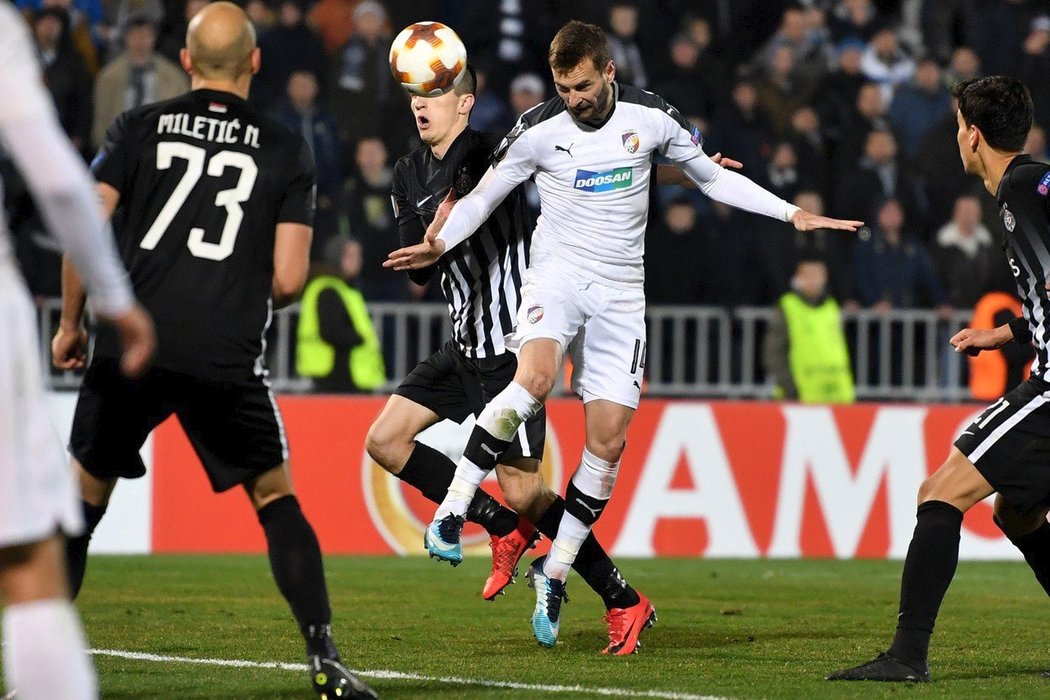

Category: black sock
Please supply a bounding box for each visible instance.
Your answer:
[256,495,333,654]
[397,442,456,503]
[888,500,963,664]
[1008,521,1050,597]
[65,500,107,599]
[533,496,639,609]
[397,442,517,536]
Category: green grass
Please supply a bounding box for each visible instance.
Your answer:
[37,556,1050,698]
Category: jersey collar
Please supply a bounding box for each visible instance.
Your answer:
[191,88,247,108]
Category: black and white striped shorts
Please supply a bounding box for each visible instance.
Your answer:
[956,377,1050,513]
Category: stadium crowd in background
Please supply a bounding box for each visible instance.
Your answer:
[6,0,1050,362]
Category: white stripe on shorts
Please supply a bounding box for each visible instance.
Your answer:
[516,421,530,458]
[968,391,1050,462]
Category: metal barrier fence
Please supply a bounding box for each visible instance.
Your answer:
[35,298,979,402]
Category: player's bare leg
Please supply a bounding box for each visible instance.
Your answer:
[244,464,376,699]
[1,536,98,699]
[367,396,536,580]
[828,448,994,682]
[426,339,556,562]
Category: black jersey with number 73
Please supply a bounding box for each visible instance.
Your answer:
[90,88,316,381]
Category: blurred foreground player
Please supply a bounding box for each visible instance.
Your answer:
[829,76,1050,682]
[51,4,376,698]
[0,4,154,698]
[367,64,655,654]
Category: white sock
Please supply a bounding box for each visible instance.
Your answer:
[543,449,622,582]
[543,511,590,582]
[435,460,488,520]
[3,599,98,700]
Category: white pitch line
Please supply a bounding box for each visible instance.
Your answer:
[90,648,728,700]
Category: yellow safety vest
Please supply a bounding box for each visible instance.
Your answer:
[779,292,855,404]
[296,276,386,390]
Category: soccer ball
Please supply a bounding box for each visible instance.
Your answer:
[389,21,468,97]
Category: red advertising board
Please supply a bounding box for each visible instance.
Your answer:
[150,397,1007,559]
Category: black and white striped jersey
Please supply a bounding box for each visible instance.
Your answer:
[998,154,1050,378]
[391,128,531,359]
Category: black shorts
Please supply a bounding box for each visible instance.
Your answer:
[394,341,545,461]
[955,376,1050,513]
[70,357,288,492]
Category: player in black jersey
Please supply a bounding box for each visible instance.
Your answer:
[49,5,377,698]
[830,76,1050,683]
[367,65,660,654]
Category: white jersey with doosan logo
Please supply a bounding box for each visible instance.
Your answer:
[435,82,800,288]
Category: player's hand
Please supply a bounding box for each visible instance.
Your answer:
[384,235,447,271]
[950,326,1012,356]
[791,209,864,232]
[710,152,743,169]
[108,304,156,377]
[52,322,89,370]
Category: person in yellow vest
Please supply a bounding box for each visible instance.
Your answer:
[764,257,856,403]
[967,290,1033,400]
[296,237,386,392]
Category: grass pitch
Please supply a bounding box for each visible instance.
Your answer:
[44,556,1050,698]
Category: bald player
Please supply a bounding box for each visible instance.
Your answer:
[52,4,378,698]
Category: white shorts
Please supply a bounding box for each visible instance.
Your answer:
[0,267,81,547]
[509,265,646,409]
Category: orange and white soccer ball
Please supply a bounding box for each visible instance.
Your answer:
[389,21,468,97]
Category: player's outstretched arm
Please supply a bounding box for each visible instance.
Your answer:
[655,153,742,186]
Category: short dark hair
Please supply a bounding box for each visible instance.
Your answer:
[952,76,1033,152]
[549,20,611,73]
[454,63,477,96]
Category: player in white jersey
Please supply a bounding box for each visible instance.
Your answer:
[0,5,154,698]
[387,20,863,648]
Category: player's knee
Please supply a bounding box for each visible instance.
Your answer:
[917,475,938,504]
[247,465,295,510]
[516,369,555,401]
[586,431,627,464]
[364,419,410,472]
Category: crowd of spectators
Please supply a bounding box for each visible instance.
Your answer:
[6,0,1050,317]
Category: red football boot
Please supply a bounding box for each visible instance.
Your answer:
[602,592,657,655]
[482,519,540,600]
